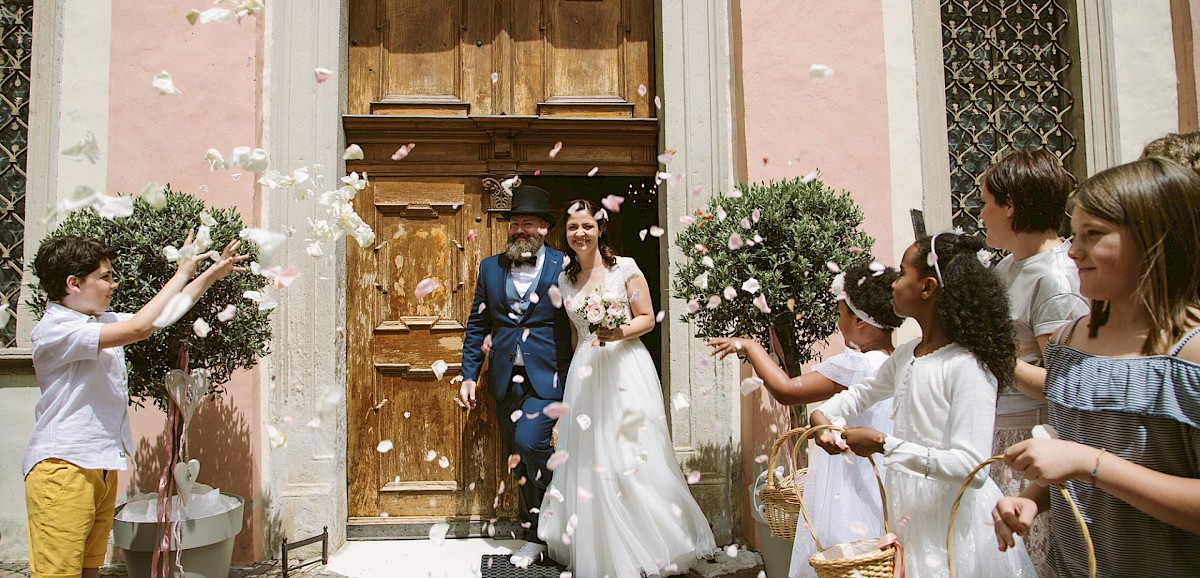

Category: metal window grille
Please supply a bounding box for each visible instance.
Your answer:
[0,1,31,346]
[941,0,1078,236]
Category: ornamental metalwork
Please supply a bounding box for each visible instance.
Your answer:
[0,0,31,347]
[941,0,1078,236]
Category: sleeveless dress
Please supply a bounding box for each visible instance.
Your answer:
[538,256,716,577]
[1043,320,1200,577]
[789,350,893,578]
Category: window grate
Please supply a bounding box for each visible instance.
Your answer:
[941,0,1078,237]
[0,0,31,346]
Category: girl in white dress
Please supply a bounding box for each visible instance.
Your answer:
[539,199,716,577]
[707,260,905,578]
[810,233,1037,578]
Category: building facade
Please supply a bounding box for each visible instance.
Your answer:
[0,0,1196,564]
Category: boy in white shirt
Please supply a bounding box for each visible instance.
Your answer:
[23,233,245,578]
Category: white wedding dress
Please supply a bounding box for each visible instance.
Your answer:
[539,257,717,578]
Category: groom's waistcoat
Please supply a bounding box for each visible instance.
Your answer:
[461,249,571,401]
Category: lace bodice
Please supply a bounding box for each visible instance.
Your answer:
[558,256,644,345]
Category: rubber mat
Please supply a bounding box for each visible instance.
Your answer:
[479,554,567,578]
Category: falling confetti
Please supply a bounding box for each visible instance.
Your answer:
[543,402,571,419]
[377,439,394,453]
[431,359,449,380]
[507,454,521,470]
[314,67,333,84]
[424,450,438,461]
[671,393,690,411]
[728,233,744,250]
[438,456,450,468]
[809,64,834,78]
[510,409,523,423]
[687,471,701,484]
[648,226,665,238]
[266,424,287,448]
[576,414,592,430]
[741,278,760,294]
[429,522,450,546]
[637,84,648,97]
[601,195,625,213]
[753,294,771,313]
[587,167,599,177]
[490,71,499,83]
[549,141,563,158]
[657,151,675,164]
[653,96,662,110]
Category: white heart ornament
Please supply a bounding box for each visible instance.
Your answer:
[183,370,209,422]
[173,459,201,506]
[165,369,188,413]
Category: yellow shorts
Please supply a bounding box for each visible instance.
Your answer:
[25,459,118,578]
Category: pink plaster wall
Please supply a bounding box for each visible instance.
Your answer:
[733,0,895,547]
[106,0,265,564]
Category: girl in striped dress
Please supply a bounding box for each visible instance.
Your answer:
[810,233,1037,578]
[993,157,1200,577]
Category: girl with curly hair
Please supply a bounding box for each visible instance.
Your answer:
[809,233,1036,578]
[993,158,1200,577]
[708,260,904,578]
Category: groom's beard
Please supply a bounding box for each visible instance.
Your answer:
[505,233,544,266]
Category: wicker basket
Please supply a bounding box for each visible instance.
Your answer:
[759,426,810,540]
[793,425,900,578]
[947,455,1096,578]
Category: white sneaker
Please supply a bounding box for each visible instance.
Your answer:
[509,542,547,568]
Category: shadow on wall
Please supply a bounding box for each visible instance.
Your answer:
[130,397,258,563]
[680,441,745,547]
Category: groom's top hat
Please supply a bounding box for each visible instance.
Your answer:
[508,185,556,228]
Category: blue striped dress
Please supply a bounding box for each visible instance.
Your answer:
[1044,321,1200,577]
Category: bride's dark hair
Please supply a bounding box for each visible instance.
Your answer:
[561,198,618,284]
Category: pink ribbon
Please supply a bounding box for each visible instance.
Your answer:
[876,533,905,578]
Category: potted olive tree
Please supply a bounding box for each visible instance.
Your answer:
[672,175,874,385]
[29,188,272,578]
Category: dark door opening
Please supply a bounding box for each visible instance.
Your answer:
[519,175,663,377]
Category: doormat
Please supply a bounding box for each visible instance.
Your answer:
[479,554,567,578]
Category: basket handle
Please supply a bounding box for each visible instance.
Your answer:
[786,424,890,553]
[764,426,810,492]
[946,455,1096,578]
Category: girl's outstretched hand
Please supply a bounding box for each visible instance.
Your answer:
[993,496,1039,552]
[842,426,886,457]
[1004,438,1095,486]
[202,239,251,281]
[706,337,748,360]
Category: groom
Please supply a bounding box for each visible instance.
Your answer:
[458,185,572,568]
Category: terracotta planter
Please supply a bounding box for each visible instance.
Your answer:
[112,493,244,578]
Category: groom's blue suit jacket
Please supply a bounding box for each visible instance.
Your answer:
[461,248,573,401]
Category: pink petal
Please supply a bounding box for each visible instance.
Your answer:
[690,184,704,196]
[654,96,662,110]
[313,67,332,84]
[753,293,771,313]
[217,304,237,322]
[547,451,569,471]
[601,194,625,213]
[507,454,521,471]
[549,141,563,158]
[490,72,499,84]
[587,167,599,177]
[414,277,439,299]
[728,233,744,250]
[637,84,648,97]
[657,151,674,165]
[548,285,563,308]
[687,300,700,314]
[467,229,478,242]
[826,260,841,273]
[687,470,701,484]
[391,143,416,161]
[543,402,571,419]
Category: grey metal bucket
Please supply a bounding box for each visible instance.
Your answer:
[750,471,794,578]
[112,494,244,578]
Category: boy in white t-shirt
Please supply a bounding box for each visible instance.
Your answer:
[23,233,246,578]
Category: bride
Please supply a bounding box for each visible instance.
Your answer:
[538,199,716,577]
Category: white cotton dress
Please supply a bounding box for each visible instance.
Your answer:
[817,340,1037,578]
[538,257,716,578]
[789,349,892,578]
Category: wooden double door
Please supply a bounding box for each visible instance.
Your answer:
[344,0,660,530]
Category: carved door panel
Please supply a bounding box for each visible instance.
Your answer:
[347,177,516,522]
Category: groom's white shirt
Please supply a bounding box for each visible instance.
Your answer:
[510,245,546,367]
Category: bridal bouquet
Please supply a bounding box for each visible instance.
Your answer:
[573,287,628,344]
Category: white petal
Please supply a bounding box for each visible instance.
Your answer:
[61,132,100,163]
[217,305,237,322]
[741,278,760,294]
[809,64,834,78]
[192,317,211,338]
[671,393,690,411]
[576,414,591,430]
[687,470,701,484]
[343,144,364,160]
[543,402,570,419]
[431,359,449,380]
[438,455,450,469]
[197,7,234,24]
[547,451,569,471]
[152,71,183,95]
[239,227,288,256]
[0,303,10,329]
[377,439,394,453]
[428,522,450,546]
[153,294,195,328]
[306,242,324,258]
[199,211,218,227]
[265,424,287,448]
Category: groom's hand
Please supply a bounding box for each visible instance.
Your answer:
[458,379,477,410]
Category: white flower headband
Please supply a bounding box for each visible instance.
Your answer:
[830,272,886,329]
[927,229,992,287]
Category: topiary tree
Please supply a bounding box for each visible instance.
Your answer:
[672,175,874,375]
[27,188,272,410]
